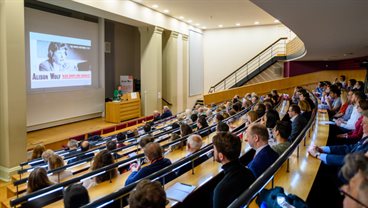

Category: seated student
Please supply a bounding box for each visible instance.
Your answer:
[308,111,368,166]
[254,103,266,118]
[298,100,312,121]
[288,104,308,142]
[242,110,258,126]
[271,121,292,155]
[138,134,155,148]
[339,153,368,208]
[326,88,342,117]
[106,141,122,159]
[27,167,54,194]
[68,141,93,164]
[180,123,193,137]
[153,110,161,122]
[334,90,354,121]
[41,149,55,163]
[333,90,349,119]
[299,89,316,110]
[83,150,118,189]
[160,106,172,119]
[213,132,255,208]
[116,132,127,148]
[261,109,280,145]
[190,113,198,123]
[271,89,280,104]
[353,80,365,92]
[66,139,79,156]
[31,144,46,160]
[125,142,172,186]
[129,179,167,208]
[216,121,230,133]
[197,115,209,130]
[336,100,368,144]
[48,154,73,183]
[214,113,225,124]
[244,124,279,178]
[64,184,90,208]
[143,123,152,134]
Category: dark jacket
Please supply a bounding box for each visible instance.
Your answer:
[248,145,279,178]
[213,160,255,208]
[160,110,173,119]
[326,136,368,166]
[288,114,308,142]
[125,158,172,185]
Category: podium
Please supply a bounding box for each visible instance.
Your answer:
[105,92,141,123]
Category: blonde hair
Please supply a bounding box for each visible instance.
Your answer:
[48,154,65,171]
[340,90,348,105]
[298,100,311,112]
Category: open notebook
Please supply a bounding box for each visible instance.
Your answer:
[166,182,196,202]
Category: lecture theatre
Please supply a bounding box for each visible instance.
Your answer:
[1,0,368,207]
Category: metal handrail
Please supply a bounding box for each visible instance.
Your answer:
[209,38,287,93]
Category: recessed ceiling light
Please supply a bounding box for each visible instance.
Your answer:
[152,4,159,9]
[202,26,207,29]
[187,19,192,23]
[254,21,260,25]
[235,23,240,26]
[163,9,169,13]
[274,19,280,23]
[218,24,223,28]
[195,23,200,26]
[179,16,184,20]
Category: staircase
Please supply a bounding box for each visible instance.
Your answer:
[208,37,287,93]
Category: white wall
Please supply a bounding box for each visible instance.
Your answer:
[203,24,295,93]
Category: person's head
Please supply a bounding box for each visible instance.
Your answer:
[187,134,203,153]
[139,135,155,148]
[190,113,198,123]
[143,123,152,133]
[288,104,301,118]
[216,121,230,133]
[298,100,311,113]
[27,167,53,193]
[353,91,366,104]
[163,106,170,112]
[274,121,292,141]
[264,102,273,112]
[340,153,368,208]
[355,81,364,89]
[360,111,368,136]
[80,141,90,152]
[255,103,266,114]
[106,141,117,151]
[153,110,160,117]
[358,100,368,113]
[170,133,180,142]
[213,132,241,165]
[215,113,225,123]
[143,142,163,162]
[180,123,193,137]
[129,179,166,208]
[64,184,90,208]
[47,42,68,65]
[329,88,341,99]
[244,124,269,150]
[67,139,78,150]
[91,150,116,183]
[116,132,127,142]
[197,115,208,129]
[251,95,259,104]
[42,149,55,163]
[48,154,65,171]
[246,111,258,124]
[349,79,357,87]
[31,144,46,160]
[339,75,346,82]
[264,109,280,129]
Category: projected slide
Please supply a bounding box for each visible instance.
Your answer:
[29,32,92,89]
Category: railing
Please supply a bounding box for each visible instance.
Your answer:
[162,97,173,106]
[208,37,287,93]
[228,92,318,207]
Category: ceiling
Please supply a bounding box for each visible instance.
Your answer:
[131,0,281,29]
[251,0,368,61]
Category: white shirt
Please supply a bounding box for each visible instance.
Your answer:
[290,114,298,122]
[341,105,359,130]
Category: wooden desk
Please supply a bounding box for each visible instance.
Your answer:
[105,100,141,123]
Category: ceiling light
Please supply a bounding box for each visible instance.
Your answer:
[274,19,280,23]
[179,16,184,20]
[187,19,192,23]
[218,24,223,28]
[195,23,200,26]
[235,23,240,26]
[254,21,260,25]
[152,4,159,9]
[163,9,169,13]
[202,26,207,29]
